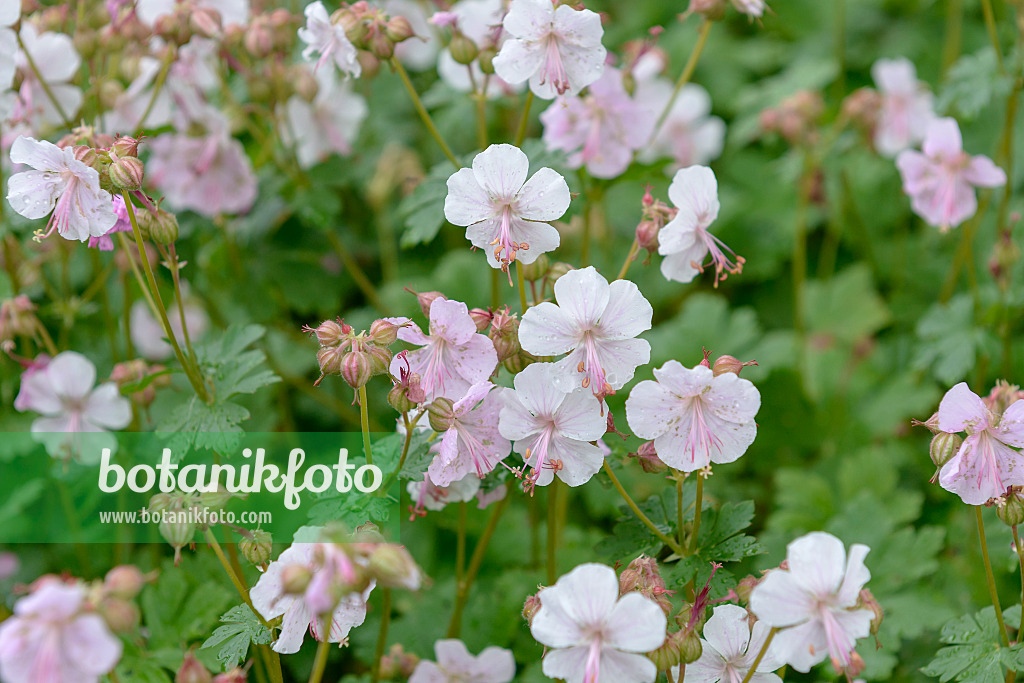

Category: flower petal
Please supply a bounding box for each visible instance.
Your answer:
[553,266,609,329]
[602,592,667,652]
[519,301,579,355]
[937,382,989,433]
[472,144,529,202]
[515,167,571,221]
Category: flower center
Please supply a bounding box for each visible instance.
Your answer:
[539,34,570,95]
[691,226,745,288]
[577,331,612,397]
[683,396,722,468]
[489,204,528,281]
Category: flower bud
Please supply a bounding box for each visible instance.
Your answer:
[148,492,177,513]
[647,630,683,671]
[469,308,493,332]
[369,29,395,59]
[73,145,100,169]
[630,441,667,474]
[140,209,179,245]
[618,555,672,614]
[385,15,415,42]
[366,344,393,376]
[314,319,349,347]
[388,381,417,413]
[212,668,247,683]
[159,511,196,566]
[317,345,346,378]
[679,628,702,664]
[522,591,543,625]
[341,350,374,389]
[199,486,234,512]
[281,564,313,594]
[406,288,445,318]
[478,45,497,74]
[428,397,455,432]
[687,0,727,20]
[449,32,478,65]
[369,319,400,346]
[734,574,760,604]
[99,597,141,633]
[547,262,573,282]
[998,488,1024,527]
[635,220,659,253]
[367,544,422,589]
[190,7,223,38]
[503,349,538,375]
[104,565,146,599]
[488,309,521,363]
[293,65,320,102]
[244,16,274,57]
[521,254,550,282]
[240,530,273,565]
[929,432,961,469]
[112,136,142,158]
[176,651,213,683]
[712,355,757,377]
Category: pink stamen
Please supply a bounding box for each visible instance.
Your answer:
[578,333,612,397]
[685,397,723,468]
[490,205,528,282]
[539,36,570,95]
[819,604,856,671]
[691,227,745,288]
[583,638,602,683]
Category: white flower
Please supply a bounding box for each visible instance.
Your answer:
[732,0,767,17]
[499,362,606,491]
[129,298,209,362]
[445,143,570,273]
[492,0,606,99]
[625,361,759,472]
[13,24,83,128]
[7,137,117,242]
[636,81,725,170]
[657,166,743,286]
[410,639,516,683]
[749,532,872,673]
[282,65,368,169]
[672,604,782,683]
[408,473,481,514]
[871,57,935,157]
[299,0,361,77]
[427,381,511,487]
[135,0,250,27]
[531,563,667,683]
[518,266,652,398]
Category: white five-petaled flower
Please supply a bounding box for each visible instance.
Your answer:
[934,382,1024,505]
[530,563,667,683]
[519,266,652,399]
[386,297,498,402]
[282,65,368,169]
[445,143,571,276]
[658,166,744,286]
[672,604,783,683]
[13,24,83,129]
[492,0,606,99]
[409,639,516,683]
[251,543,372,654]
[408,473,481,516]
[428,381,511,487]
[871,57,935,157]
[636,81,725,171]
[499,362,606,492]
[625,361,760,472]
[298,0,361,77]
[7,137,117,243]
[750,532,872,674]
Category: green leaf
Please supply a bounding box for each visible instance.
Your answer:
[804,265,891,344]
[196,324,280,400]
[914,295,998,385]
[937,48,1013,119]
[922,607,1024,682]
[399,159,456,247]
[200,604,273,670]
[156,397,249,458]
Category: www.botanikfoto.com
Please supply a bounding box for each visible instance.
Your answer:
[99,508,273,526]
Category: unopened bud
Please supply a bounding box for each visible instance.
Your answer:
[635,220,659,253]
[99,597,140,633]
[388,381,417,413]
[521,254,550,282]
[73,145,100,168]
[159,512,196,566]
[176,650,213,683]
[647,630,684,671]
[190,7,222,38]
[212,668,247,683]
[478,45,497,74]
[369,319,400,346]
[281,564,313,594]
[341,350,374,389]
[449,32,478,65]
[112,136,142,158]
[428,397,455,432]
[239,530,273,565]
[469,308,493,332]
[104,565,146,599]
[367,544,422,589]
[712,355,757,377]
[999,488,1024,527]
[929,432,961,469]
[406,289,445,318]
[369,29,395,59]
[522,591,543,625]
[548,262,573,282]
[631,441,667,474]
[488,310,521,363]
[734,574,760,604]
[366,344,393,376]
[314,320,348,347]
[110,155,144,191]
[317,346,346,380]
[139,209,179,245]
[386,16,415,42]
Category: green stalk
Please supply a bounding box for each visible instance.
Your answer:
[447,491,510,636]
[739,628,778,683]
[391,58,460,167]
[602,462,685,556]
[976,507,1011,648]
[689,474,704,555]
[370,589,393,683]
[514,91,534,147]
[648,19,712,144]
[307,630,331,683]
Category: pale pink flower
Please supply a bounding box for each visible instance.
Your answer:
[87,195,132,251]
[657,166,744,286]
[386,298,498,402]
[749,532,872,673]
[436,0,518,98]
[492,0,606,99]
[13,24,83,129]
[624,361,759,472]
[299,1,361,77]
[518,266,652,398]
[871,57,935,157]
[732,0,767,17]
[427,381,511,486]
[147,116,258,216]
[530,563,667,683]
[14,351,132,460]
[410,639,516,683]
[0,580,122,683]
[636,81,724,170]
[896,117,1006,230]
[540,67,655,179]
[102,56,174,133]
[7,136,117,243]
[934,382,1024,505]
[672,604,782,683]
[476,483,507,509]
[499,362,606,491]
[135,0,250,27]
[251,543,372,654]
[0,2,19,26]
[282,66,368,169]
[129,297,209,362]
[408,472,481,515]
[445,143,570,274]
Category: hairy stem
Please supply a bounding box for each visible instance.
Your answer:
[649,19,712,144]
[392,58,460,167]
[370,589,392,683]
[359,385,374,466]
[447,490,510,636]
[976,507,1011,648]
[603,462,685,556]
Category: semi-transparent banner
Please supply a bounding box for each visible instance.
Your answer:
[0,432,403,544]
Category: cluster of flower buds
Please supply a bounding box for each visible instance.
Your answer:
[238,529,273,566]
[760,90,825,146]
[635,185,679,258]
[153,2,224,44]
[337,2,416,63]
[109,359,169,409]
[431,10,498,74]
[307,317,400,393]
[618,555,674,614]
[842,87,883,138]
[149,487,243,564]
[0,295,39,344]
[241,9,298,59]
[88,565,152,634]
[377,643,421,679]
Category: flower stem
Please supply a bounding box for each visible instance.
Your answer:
[739,628,778,683]
[689,474,704,555]
[447,490,510,636]
[602,462,685,556]
[976,507,1011,648]
[370,588,392,683]
[121,193,209,402]
[514,91,534,147]
[616,239,640,281]
[136,48,173,132]
[307,630,331,683]
[942,0,964,74]
[326,232,391,315]
[16,31,72,128]
[359,385,373,466]
[1014,526,1024,642]
[391,58,460,168]
[475,92,488,150]
[377,410,423,495]
[981,0,1005,74]
[456,501,467,589]
[649,19,712,144]
[166,244,199,367]
[548,479,559,583]
[516,261,529,313]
